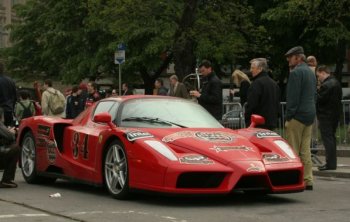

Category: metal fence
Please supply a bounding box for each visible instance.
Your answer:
[222,100,350,146]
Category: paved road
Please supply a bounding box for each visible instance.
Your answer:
[1,171,350,222]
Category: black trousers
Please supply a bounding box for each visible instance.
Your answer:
[4,111,14,127]
[0,144,20,182]
[318,119,339,169]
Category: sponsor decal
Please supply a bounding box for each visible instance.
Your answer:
[256,131,280,139]
[126,131,154,141]
[47,140,57,164]
[179,155,214,165]
[247,163,264,172]
[38,125,51,136]
[263,153,289,162]
[210,145,253,153]
[162,131,195,142]
[36,137,47,147]
[195,132,233,143]
[162,131,235,143]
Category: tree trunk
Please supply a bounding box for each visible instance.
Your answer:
[140,52,173,94]
[173,0,198,81]
[334,40,346,84]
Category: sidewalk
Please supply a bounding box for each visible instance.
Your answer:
[312,154,350,179]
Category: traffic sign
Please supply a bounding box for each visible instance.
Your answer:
[114,50,125,64]
[114,43,126,64]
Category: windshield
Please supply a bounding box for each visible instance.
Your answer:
[120,98,223,128]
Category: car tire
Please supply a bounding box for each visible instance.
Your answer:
[20,131,56,184]
[103,140,130,199]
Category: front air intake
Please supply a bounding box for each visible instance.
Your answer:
[234,175,270,190]
[268,170,301,186]
[176,172,226,188]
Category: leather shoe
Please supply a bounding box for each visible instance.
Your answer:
[305,185,313,191]
[318,165,336,171]
[0,181,18,188]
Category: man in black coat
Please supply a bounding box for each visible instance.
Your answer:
[316,65,342,171]
[0,62,17,127]
[244,58,280,129]
[190,60,223,120]
[0,108,20,188]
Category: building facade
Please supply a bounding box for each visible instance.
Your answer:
[0,0,26,48]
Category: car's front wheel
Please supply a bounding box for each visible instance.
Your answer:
[103,140,129,199]
[21,131,56,184]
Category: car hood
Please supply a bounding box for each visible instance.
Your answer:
[144,128,262,165]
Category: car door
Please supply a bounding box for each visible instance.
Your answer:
[63,100,120,181]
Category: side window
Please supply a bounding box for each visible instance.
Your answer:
[93,101,119,121]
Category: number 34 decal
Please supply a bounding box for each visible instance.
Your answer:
[72,132,89,160]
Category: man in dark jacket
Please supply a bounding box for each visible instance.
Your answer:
[0,108,20,188]
[244,58,280,129]
[285,46,316,190]
[316,65,342,171]
[66,86,84,119]
[122,83,134,95]
[0,62,17,127]
[190,60,223,120]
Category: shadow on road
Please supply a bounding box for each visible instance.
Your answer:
[24,179,302,207]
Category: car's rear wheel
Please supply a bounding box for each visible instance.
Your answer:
[103,140,129,199]
[21,131,56,184]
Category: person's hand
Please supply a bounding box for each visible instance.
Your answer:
[190,90,201,98]
[8,127,17,134]
[285,121,289,128]
[230,89,237,95]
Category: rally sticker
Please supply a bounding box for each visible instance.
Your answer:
[162,131,235,143]
[247,163,264,172]
[179,155,214,165]
[263,153,289,162]
[195,132,233,143]
[256,131,280,139]
[126,131,154,141]
[210,145,253,153]
[38,125,51,136]
[46,140,57,164]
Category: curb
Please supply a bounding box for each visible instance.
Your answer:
[316,149,350,157]
[313,167,350,179]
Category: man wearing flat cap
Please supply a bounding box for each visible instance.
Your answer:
[284,46,316,191]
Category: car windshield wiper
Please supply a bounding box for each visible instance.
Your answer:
[122,117,187,128]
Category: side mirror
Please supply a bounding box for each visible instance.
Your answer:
[93,112,114,128]
[249,114,265,128]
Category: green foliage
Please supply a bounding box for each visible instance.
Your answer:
[2,0,350,88]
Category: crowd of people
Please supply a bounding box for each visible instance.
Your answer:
[0,46,344,190]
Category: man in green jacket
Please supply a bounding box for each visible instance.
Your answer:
[285,46,316,191]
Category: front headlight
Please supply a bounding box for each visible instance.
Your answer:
[144,140,178,161]
[273,140,296,159]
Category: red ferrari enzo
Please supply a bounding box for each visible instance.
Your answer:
[17,95,305,199]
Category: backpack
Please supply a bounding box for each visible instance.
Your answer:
[18,101,34,119]
[48,90,66,115]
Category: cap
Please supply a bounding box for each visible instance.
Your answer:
[285,46,304,57]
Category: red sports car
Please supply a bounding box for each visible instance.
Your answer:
[17,95,305,199]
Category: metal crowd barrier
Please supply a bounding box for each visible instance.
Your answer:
[221,102,245,129]
[222,100,350,146]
